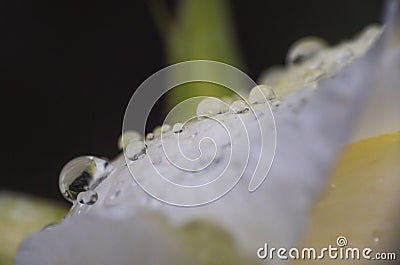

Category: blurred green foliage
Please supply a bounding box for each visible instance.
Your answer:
[150,0,244,121]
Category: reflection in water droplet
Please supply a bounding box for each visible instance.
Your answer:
[196,97,228,117]
[287,37,328,65]
[173,123,184,134]
[126,140,147,161]
[77,190,98,205]
[249,85,276,104]
[303,68,326,83]
[117,130,142,150]
[230,100,249,114]
[59,156,109,203]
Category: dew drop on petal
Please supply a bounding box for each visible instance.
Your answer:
[230,100,249,113]
[77,190,98,205]
[161,124,171,133]
[287,37,328,65]
[196,97,228,117]
[172,123,184,134]
[249,85,276,104]
[59,156,109,203]
[117,130,142,150]
[303,68,326,83]
[126,140,147,161]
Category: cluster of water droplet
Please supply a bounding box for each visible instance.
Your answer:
[59,156,110,205]
[59,24,382,208]
[258,24,382,98]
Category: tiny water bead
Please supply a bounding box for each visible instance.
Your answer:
[77,190,98,205]
[286,37,328,65]
[146,132,155,141]
[248,85,276,104]
[229,100,249,114]
[117,130,142,150]
[173,123,184,133]
[196,97,228,117]
[59,156,110,203]
[126,139,147,161]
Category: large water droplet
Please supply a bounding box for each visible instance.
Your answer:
[230,100,249,113]
[126,140,147,161]
[117,130,142,150]
[196,97,228,117]
[287,37,328,65]
[249,85,276,104]
[77,190,98,205]
[172,123,184,134]
[59,156,109,203]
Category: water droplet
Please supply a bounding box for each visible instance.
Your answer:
[173,123,184,133]
[303,68,326,83]
[126,140,147,161]
[230,100,249,113]
[59,156,109,203]
[77,190,98,205]
[161,124,171,133]
[249,85,276,104]
[117,130,142,150]
[146,133,155,141]
[196,97,228,117]
[335,47,354,65]
[287,37,328,65]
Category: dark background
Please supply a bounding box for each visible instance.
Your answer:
[0,0,382,204]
